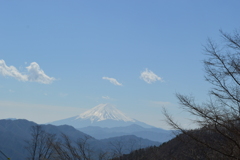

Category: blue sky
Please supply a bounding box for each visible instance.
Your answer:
[0,1,240,129]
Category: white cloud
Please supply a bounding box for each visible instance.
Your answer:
[0,60,55,84]
[0,60,28,81]
[140,68,163,84]
[26,62,55,84]
[102,96,110,99]
[102,77,122,86]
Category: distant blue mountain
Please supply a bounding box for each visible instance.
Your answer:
[50,104,156,128]
[78,124,175,143]
[50,104,175,143]
[0,119,161,160]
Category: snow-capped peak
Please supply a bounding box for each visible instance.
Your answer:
[76,104,135,122]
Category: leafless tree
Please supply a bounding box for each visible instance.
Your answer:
[26,125,112,160]
[25,125,56,160]
[51,133,101,160]
[76,135,94,160]
[98,150,111,160]
[53,133,83,160]
[109,139,125,158]
[164,29,240,159]
[0,150,10,160]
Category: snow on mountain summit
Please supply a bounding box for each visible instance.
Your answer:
[76,104,135,122]
[50,103,154,128]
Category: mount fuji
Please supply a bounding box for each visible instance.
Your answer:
[50,104,154,128]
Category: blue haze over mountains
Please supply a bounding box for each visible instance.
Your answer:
[0,119,160,160]
[0,104,174,159]
[50,104,174,142]
[51,104,154,128]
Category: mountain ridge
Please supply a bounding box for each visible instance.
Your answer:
[78,124,175,143]
[0,119,160,160]
[50,103,154,128]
